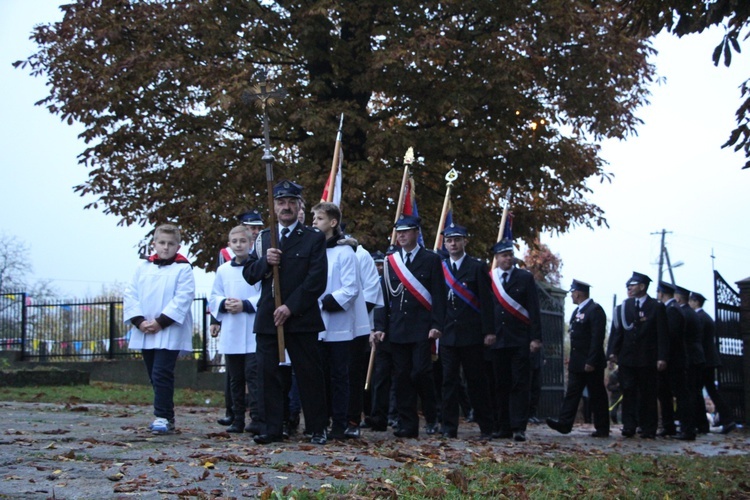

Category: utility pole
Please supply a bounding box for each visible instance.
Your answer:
[651,229,671,285]
[651,229,682,285]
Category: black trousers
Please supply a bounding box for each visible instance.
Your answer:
[391,339,437,434]
[441,344,493,435]
[225,353,260,424]
[492,345,531,433]
[558,368,609,433]
[619,364,658,435]
[256,332,327,437]
[369,345,393,428]
[347,335,370,426]
[657,362,692,434]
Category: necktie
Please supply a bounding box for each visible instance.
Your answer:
[634,299,641,316]
[405,251,412,268]
[571,307,579,324]
[502,271,508,284]
[280,227,290,249]
[452,262,458,274]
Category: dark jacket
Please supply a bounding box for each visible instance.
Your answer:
[665,299,687,367]
[609,296,668,367]
[568,299,607,373]
[490,267,542,349]
[243,225,327,335]
[441,255,494,347]
[696,308,721,368]
[377,247,446,344]
[679,302,705,366]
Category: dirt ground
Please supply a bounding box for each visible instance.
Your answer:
[0,401,747,499]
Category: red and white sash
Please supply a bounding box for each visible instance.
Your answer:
[490,268,530,324]
[387,252,432,311]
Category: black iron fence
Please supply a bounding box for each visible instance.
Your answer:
[0,293,223,371]
[713,271,745,424]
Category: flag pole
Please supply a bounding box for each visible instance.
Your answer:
[389,147,415,245]
[324,113,345,203]
[433,168,459,251]
[491,188,512,271]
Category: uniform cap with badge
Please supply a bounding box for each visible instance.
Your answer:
[239,209,264,226]
[273,180,304,199]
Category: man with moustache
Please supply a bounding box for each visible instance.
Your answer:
[243,180,329,445]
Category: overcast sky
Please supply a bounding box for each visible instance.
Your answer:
[1,1,748,318]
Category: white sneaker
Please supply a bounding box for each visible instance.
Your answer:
[151,418,175,434]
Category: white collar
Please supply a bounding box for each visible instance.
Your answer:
[577,298,592,310]
[402,245,420,259]
[278,221,299,237]
[450,254,466,269]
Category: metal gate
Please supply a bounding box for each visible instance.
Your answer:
[537,283,566,419]
[714,270,745,424]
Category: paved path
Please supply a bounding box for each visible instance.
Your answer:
[0,401,747,498]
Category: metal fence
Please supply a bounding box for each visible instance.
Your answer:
[713,271,745,424]
[0,293,223,371]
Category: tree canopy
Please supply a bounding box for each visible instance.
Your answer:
[17,0,656,268]
[621,0,750,169]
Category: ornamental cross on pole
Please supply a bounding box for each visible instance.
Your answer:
[243,72,288,164]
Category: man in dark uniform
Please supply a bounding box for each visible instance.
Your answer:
[372,215,446,438]
[439,224,494,439]
[674,286,706,437]
[488,239,542,442]
[689,291,736,434]
[243,180,329,445]
[547,279,610,437]
[655,281,693,440]
[608,272,668,439]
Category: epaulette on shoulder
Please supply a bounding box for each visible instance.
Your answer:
[260,228,271,234]
[469,256,483,263]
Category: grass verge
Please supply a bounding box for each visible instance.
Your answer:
[0,380,223,407]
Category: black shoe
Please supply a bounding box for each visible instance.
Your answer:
[513,431,526,442]
[388,418,399,428]
[424,422,440,435]
[310,431,327,445]
[227,421,245,433]
[344,425,361,439]
[282,424,290,439]
[528,417,541,425]
[640,432,656,439]
[721,422,737,435]
[393,428,418,438]
[546,418,572,435]
[493,430,513,439]
[244,422,262,435]
[675,432,696,441]
[328,427,346,440]
[591,430,610,438]
[441,431,457,439]
[364,416,387,432]
[621,429,636,438]
[217,416,233,426]
[657,429,676,437]
[254,434,284,445]
[475,432,493,440]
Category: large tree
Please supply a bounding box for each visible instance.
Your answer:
[621,0,750,169]
[17,0,655,268]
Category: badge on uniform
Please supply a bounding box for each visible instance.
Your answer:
[575,312,585,322]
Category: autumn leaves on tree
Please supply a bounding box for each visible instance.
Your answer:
[18,1,660,268]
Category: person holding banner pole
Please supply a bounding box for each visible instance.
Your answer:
[489,239,542,442]
[439,224,495,439]
[372,215,446,438]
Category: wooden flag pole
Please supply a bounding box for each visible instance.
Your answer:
[491,188,512,271]
[389,147,415,245]
[324,113,345,203]
[433,168,459,251]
